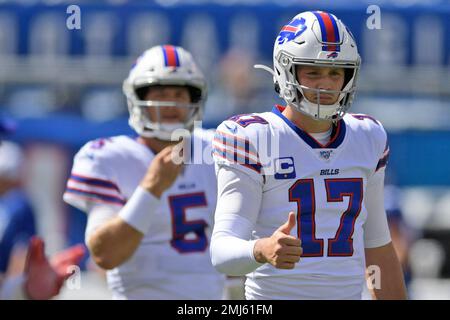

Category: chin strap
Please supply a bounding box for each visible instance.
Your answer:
[254,64,276,77]
[254,64,282,94]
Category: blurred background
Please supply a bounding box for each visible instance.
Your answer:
[0,0,449,299]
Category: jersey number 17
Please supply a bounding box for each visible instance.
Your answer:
[289,178,363,257]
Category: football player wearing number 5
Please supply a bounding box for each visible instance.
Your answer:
[63,45,224,299]
[210,11,407,300]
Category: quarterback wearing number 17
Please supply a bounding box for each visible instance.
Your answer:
[210,11,407,300]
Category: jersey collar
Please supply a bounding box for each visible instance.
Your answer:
[272,105,346,149]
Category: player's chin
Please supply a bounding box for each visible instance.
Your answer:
[310,98,338,105]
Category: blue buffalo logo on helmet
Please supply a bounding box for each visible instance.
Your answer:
[277,17,307,45]
[327,51,338,59]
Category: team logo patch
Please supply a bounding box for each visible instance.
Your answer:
[274,157,296,180]
[277,17,307,45]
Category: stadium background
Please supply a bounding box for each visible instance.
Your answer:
[1,0,449,299]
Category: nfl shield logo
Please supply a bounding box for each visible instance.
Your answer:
[319,150,333,160]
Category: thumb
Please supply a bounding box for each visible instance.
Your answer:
[277,211,297,235]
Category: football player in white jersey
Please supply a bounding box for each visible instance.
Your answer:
[210,11,407,299]
[63,45,225,299]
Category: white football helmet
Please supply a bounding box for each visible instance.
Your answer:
[123,45,206,140]
[257,11,360,121]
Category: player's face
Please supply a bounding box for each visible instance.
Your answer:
[144,86,191,123]
[296,66,345,105]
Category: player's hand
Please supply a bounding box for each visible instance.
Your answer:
[24,236,85,300]
[140,144,184,198]
[253,212,302,269]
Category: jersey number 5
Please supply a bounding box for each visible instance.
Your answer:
[168,192,208,253]
[289,178,363,257]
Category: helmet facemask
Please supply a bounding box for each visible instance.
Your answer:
[126,84,203,141]
[275,51,360,122]
[123,45,207,141]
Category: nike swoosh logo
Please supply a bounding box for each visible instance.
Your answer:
[224,123,237,134]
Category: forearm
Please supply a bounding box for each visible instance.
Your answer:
[365,242,407,300]
[211,167,264,275]
[87,217,143,270]
[86,186,160,270]
[211,214,262,276]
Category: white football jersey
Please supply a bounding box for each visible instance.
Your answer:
[64,129,225,299]
[213,105,390,299]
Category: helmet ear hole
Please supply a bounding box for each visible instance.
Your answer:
[274,82,280,94]
[136,86,150,100]
[343,68,354,89]
[188,86,202,103]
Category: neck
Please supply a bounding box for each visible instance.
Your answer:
[282,105,333,133]
[137,136,179,154]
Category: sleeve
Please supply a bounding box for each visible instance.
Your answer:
[374,122,390,173]
[363,167,392,248]
[63,142,126,213]
[375,142,389,172]
[353,114,390,174]
[212,120,265,185]
[84,204,117,242]
[210,166,264,276]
